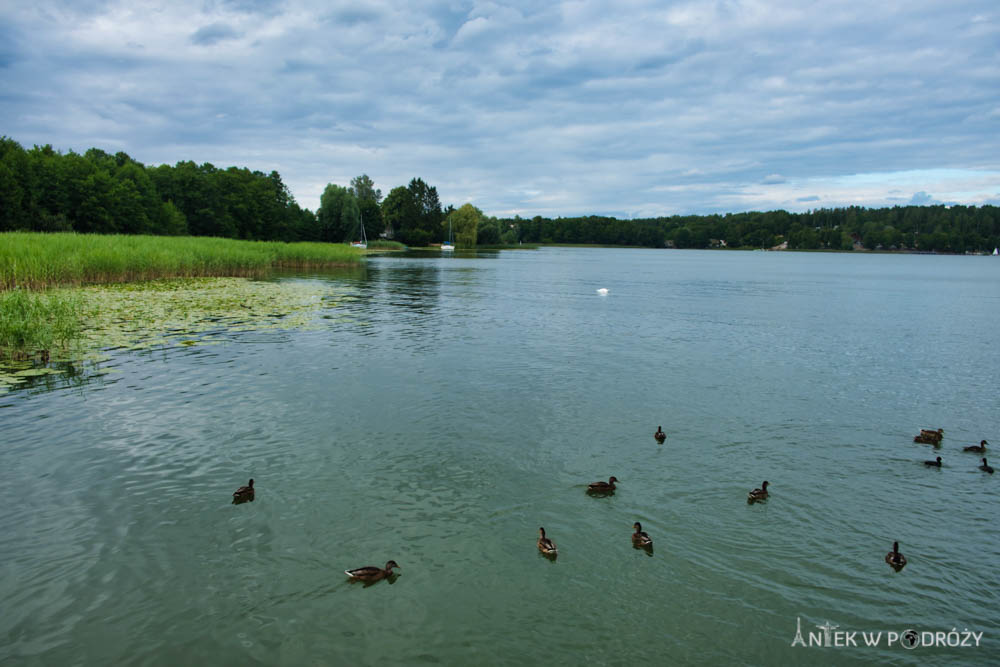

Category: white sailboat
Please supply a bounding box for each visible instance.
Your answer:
[351,213,367,249]
[993,247,998,256]
[441,217,455,251]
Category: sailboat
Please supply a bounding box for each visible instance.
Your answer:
[441,217,455,251]
[994,247,998,256]
[351,213,367,249]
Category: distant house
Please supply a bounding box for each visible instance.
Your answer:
[770,240,788,250]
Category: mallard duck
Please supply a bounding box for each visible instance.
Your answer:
[654,426,666,443]
[980,458,994,474]
[964,440,988,453]
[885,541,906,569]
[747,480,769,503]
[924,456,942,467]
[587,476,619,493]
[632,522,653,548]
[537,527,557,555]
[232,478,254,504]
[345,560,400,582]
[913,428,943,444]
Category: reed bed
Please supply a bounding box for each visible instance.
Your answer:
[0,288,81,359]
[0,232,362,290]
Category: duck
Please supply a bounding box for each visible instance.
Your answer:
[885,541,907,569]
[232,478,254,504]
[924,456,942,467]
[913,428,943,444]
[980,458,994,474]
[964,440,988,453]
[747,480,769,503]
[654,426,666,444]
[537,527,557,555]
[587,476,619,493]
[632,522,653,548]
[345,560,400,582]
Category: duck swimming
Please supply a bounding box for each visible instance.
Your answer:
[913,428,943,445]
[747,481,769,503]
[980,458,994,474]
[537,527,557,555]
[964,440,988,453]
[232,478,254,504]
[632,522,653,548]
[654,426,666,443]
[885,541,907,569]
[924,456,942,467]
[587,476,619,494]
[345,560,400,582]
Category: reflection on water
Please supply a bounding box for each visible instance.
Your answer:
[1,248,999,665]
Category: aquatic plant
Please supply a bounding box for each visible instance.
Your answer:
[0,277,345,382]
[0,232,363,290]
[0,288,81,360]
[73,277,340,353]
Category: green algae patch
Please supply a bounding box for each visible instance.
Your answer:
[74,277,336,353]
[0,277,343,393]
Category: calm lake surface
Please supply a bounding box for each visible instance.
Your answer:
[2,248,998,665]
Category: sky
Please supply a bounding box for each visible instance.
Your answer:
[2,0,999,218]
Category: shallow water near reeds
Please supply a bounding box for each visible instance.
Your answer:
[1,248,999,665]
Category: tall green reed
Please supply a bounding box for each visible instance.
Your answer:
[1,232,362,290]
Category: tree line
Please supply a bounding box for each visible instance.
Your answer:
[3,137,998,252]
[505,205,1000,253]
[0,137,456,246]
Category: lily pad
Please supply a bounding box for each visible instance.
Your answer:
[13,368,64,377]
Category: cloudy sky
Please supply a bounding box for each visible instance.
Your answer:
[2,0,999,218]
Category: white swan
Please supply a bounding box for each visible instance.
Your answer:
[596,288,609,295]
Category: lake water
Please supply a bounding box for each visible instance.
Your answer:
[2,248,998,665]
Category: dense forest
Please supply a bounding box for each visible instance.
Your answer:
[0,137,446,247]
[506,205,1000,253]
[2,137,998,252]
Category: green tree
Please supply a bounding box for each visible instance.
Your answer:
[381,185,418,244]
[109,178,151,234]
[350,174,382,204]
[408,177,442,244]
[447,203,482,248]
[76,170,115,233]
[0,161,24,231]
[154,200,188,236]
[349,174,384,241]
[318,183,359,243]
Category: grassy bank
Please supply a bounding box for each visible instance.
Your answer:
[0,232,363,290]
[366,240,407,250]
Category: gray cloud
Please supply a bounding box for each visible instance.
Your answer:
[191,23,241,46]
[1,0,998,216]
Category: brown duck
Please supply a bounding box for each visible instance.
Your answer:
[232,479,254,504]
[587,476,619,493]
[345,560,400,582]
[537,527,557,555]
